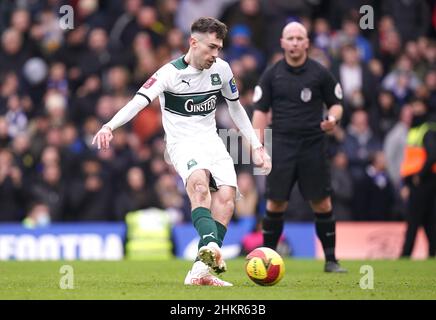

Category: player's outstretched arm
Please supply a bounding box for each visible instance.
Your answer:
[92,94,149,149]
[226,99,271,175]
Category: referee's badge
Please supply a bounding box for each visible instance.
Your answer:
[335,83,343,100]
[300,88,312,102]
[253,85,262,103]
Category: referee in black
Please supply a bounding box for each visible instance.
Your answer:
[252,22,347,273]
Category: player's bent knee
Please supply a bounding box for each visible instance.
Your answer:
[190,182,209,202]
[194,183,208,194]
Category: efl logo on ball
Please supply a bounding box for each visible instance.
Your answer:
[245,247,285,286]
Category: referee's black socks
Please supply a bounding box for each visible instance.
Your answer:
[262,210,284,249]
[315,211,336,262]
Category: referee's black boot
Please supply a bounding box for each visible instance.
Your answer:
[324,261,348,273]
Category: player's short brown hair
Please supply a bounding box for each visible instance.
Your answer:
[191,17,228,40]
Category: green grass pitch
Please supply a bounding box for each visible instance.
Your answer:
[1,259,435,300]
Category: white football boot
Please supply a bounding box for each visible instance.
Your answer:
[184,261,233,287]
[198,242,227,274]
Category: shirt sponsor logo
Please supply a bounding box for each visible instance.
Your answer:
[229,77,238,93]
[184,95,217,113]
[143,76,157,89]
[300,87,312,102]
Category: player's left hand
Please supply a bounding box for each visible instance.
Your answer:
[321,115,338,133]
[253,146,272,175]
[92,125,113,150]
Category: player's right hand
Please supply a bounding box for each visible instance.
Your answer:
[92,125,113,150]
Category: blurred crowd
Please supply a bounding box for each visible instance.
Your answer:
[0,0,436,226]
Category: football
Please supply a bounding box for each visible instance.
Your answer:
[245,247,285,286]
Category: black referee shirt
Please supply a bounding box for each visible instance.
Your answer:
[253,58,343,137]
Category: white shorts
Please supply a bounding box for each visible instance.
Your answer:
[166,135,238,193]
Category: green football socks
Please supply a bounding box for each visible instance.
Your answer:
[193,209,228,262]
[192,207,219,247]
[215,220,227,247]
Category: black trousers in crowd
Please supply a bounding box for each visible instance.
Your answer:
[401,175,436,257]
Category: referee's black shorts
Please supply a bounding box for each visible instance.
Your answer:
[266,134,332,202]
